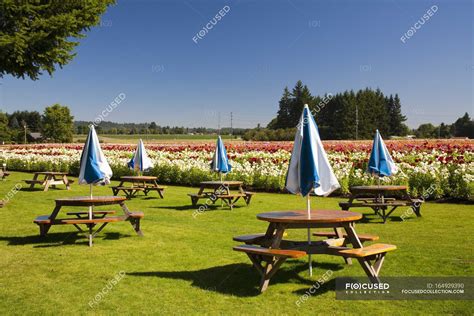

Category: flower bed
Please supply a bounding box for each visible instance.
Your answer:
[1,140,473,200]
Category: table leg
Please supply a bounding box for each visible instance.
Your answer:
[62,175,71,190]
[334,227,352,265]
[343,223,363,249]
[43,176,52,192]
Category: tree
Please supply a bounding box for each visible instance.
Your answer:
[452,113,474,138]
[0,0,115,80]
[42,104,74,142]
[386,94,407,136]
[272,87,292,129]
[415,123,437,138]
[0,112,11,143]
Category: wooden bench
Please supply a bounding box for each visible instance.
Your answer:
[243,191,256,205]
[33,211,144,238]
[188,193,246,210]
[328,243,397,283]
[313,231,379,244]
[143,186,166,198]
[233,245,306,292]
[233,233,267,245]
[340,199,423,223]
[24,179,45,185]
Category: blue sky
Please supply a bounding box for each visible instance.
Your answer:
[1,0,472,128]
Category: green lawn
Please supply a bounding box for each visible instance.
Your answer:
[0,172,472,315]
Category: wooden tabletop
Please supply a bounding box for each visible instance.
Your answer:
[33,171,68,175]
[120,176,157,181]
[350,185,407,192]
[55,196,126,207]
[200,181,243,186]
[257,210,362,224]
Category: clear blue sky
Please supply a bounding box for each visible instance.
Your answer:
[1,0,472,128]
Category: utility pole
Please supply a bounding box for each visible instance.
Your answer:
[218,112,221,135]
[230,112,233,136]
[23,123,27,144]
[355,104,359,140]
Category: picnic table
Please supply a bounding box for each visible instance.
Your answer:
[188,181,255,210]
[33,196,144,246]
[339,185,424,223]
[111,176,166,199]
[23,171,74,191]
[233,210,396,292]
[0,170,9,180]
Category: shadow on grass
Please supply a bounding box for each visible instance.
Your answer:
[0,231,132,247]
[128,261,343,297]
[151,204,243,211]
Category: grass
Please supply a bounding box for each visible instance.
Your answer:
[73,134,239,144]
[0,172,472,315]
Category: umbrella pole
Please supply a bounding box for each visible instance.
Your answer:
[307,194,313,277]
[89,184,93,247]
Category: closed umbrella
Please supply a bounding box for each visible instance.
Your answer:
[128,139,154,175]
[78,125,113,226]
[368,130,398,184]
[210,136,231,182]
[286,104,340,276]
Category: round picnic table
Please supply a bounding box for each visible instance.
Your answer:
[34,195,143,247]
[120,176,158,182]
[257,209,362,224]
[235,210,394,292]
[350,185,408,195]
[55,195,126,207]
[112,176,166,199]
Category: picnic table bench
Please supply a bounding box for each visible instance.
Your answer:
[339,185,424,223]
[111,176,166,199]
[0,170,10,180]
[188,181,255,210]
[233,210,397,292]
[33,196,144,247]
[23,171,74,191]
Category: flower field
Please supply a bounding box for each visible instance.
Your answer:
[1,139,473,200]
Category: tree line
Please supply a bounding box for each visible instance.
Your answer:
[243,81,473,140]
[75,121,246,136]
[0,104,74,143]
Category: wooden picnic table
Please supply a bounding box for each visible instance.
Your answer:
[339,185,423,223]
[23,171,74,191]
[233,210,396,292]
[188,180,255,210]
[33,196,144,246]
[111,175,166,199]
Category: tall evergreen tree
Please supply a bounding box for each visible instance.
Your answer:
[273,87,292,129]
[386,94,407,136]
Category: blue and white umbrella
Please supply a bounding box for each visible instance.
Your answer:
[128,139,154,174]
[210,136,231,180]
[286,104,340,276]
[78,125,113,222]
[368,130,398,182]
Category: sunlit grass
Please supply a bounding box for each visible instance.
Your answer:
[0,172,472,315]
